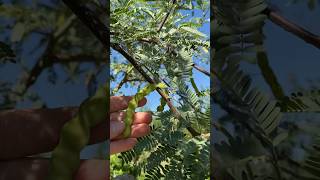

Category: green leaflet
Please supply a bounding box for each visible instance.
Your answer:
[122,83,167,138]
[190,77,202,96]
[0,41,15,63]
[47,85,108,180]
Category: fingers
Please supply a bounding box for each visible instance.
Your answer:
[110,112,152,140]
[110,96,147,112]
[110,111,152,124]
[110,138,137,154]
[113,123,151,140]
[75,160,107,180]
[0,158,108,180]
[110,121,125,139]
[131,124,151,138]
[109,96,151,155]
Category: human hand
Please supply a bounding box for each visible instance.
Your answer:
[0,96,152,179]
[110,96,152,154]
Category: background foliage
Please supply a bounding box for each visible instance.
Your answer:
[0,0,107,158]
[212,0,320,179]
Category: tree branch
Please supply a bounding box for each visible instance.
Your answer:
[136,38,211,78]
[12,15,77,99]
[61,0,109,48]
[157,0,177,32]
[192,63,210,76]
[111,43,200,137]
[265,8,320,49]
[257,51,285,100]
[113,73,142,94]
[53,14,77,40]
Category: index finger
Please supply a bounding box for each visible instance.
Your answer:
[110,96,147,112]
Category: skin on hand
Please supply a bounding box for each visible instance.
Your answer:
[110,96,152,154]
[75,160,107,180]
[75,96,153,179]
[0,96,152,180]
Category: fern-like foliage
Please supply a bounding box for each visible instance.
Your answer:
[213,0,320,180]
[227,155,277,180]
[216,64,284,148]
[116,102,210,180]
[212,1,291,179]
[111,0,209,95]
[279,90,320,112]
[112,83,210,180]
[213,0,268,71]
[303,135,320,179]
[0,41,15,63]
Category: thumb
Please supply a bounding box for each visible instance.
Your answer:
[110,120,125,139]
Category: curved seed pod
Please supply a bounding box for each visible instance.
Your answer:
[122,83,167,138]
[47,85,108,180]
[157,97,166,112]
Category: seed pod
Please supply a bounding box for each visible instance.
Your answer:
[47,85,108,180]
[122,83,166,138]
[157,96,166,112]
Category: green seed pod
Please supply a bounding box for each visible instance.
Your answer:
[157,97,166,112]
[47,85,108,180]
[122,83,166,138]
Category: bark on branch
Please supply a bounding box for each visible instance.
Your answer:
[265,8,320,49]
[192,64,210,77]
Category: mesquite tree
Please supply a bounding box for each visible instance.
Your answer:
[110,0,210,179]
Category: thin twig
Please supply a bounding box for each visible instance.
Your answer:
[135,37,212,78]
[113,75,142,94]
[157,0,177,32]
[62,0,109,48]
[53,14,77,40]
[265,8,320,49]
[257,51,285,100]
[192,63,210,76]
[14,15,77,96]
